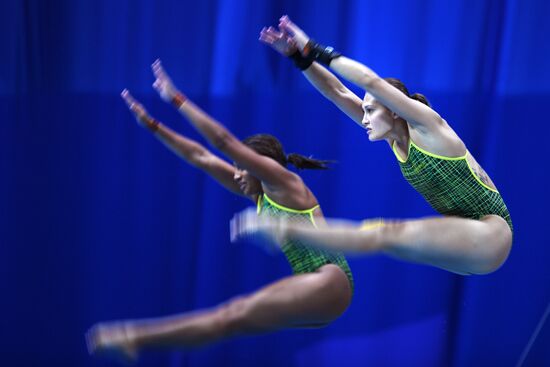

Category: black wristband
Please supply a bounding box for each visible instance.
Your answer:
[288,50,314,71]
[303,39,341,66]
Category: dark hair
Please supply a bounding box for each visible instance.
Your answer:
[384,77,431,107]
[242,134,331,170]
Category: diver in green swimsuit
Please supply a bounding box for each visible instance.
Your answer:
[85,60,353,362]
[235,16,513,276]
[256,192,353,288]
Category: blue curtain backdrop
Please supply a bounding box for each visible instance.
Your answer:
[2,0,550,366]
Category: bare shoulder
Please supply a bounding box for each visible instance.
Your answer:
[409,119,467,157]
[263,172,319,210]
[410,120,498,190]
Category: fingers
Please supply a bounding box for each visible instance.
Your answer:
[259,34,275,44]
[260,26,283,37]
[151,58,168,80]
[278,15,293,34]
[280,14,290,22]
[267,26,281,37]
[279,21,296,35]
[259,27,281,44]
[279,14,301,37]
[259,29,274,44]
[124,59,178,109]
[120,89,149,120]
[120,89,137,108]
[152,79,162,94]
[151,59,180,103]
[279,15,290,24]
[279,14,295,29]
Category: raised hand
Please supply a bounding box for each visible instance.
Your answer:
[278,15,310,52]
[259,26,297,56]
[120,89,153,128]
[151,59,181,103]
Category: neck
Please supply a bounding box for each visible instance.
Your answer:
[384,119,409,147]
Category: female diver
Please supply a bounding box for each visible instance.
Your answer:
[85,60,353,362]
[233,16,513,276]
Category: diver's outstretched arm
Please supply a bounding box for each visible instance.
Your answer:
[259,25,364,125]
[279,15,443,132]
[149,60,301,193]
[121,89,245,197]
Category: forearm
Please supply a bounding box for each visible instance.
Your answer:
[141,115,208,167]
[173,96,237,153]
[303,62,349,99]
[301,61,364,124]
[329,56,380,91]
[140,115,242,195]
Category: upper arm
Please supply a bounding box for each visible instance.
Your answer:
[367,78,442,131]
[304,63,364,125]
[329,86,364,126]
[217,135,296,190]
[174,99,295,192]
[196,151,247,197]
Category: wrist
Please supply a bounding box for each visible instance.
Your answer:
[303,39,341,67]
[171,92,187,109]
[140,115,161,133]
[148,119,160,133]
[288,50,314,71]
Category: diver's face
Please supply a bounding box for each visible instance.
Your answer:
[361,94,394,141]
[233,166,262,195]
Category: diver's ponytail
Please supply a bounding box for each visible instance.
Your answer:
[286,153,332,170]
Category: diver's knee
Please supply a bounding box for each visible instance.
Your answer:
[316,265,352,317]
[472,216,512,274]
[214,296,253,337]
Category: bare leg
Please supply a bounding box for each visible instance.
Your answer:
[378,214,513,275]
[86,264,351,361]
[273,214,512,275]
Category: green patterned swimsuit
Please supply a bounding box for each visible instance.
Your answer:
[393,139,513,232]
[257,193,354,291]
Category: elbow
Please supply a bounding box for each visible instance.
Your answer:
[319,87,340,101]
[362,75,382,91]
[321,85,353,104]
[178,141,210,167]
[329,85,350,100]
[189,152,212,170]
[211,129,235,152]
[317,86,334,99]
[189,149,209,167]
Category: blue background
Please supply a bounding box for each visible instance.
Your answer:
[2,0,550,366]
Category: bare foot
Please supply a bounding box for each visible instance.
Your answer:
[85,321,139,364]
[230,208,287,252]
